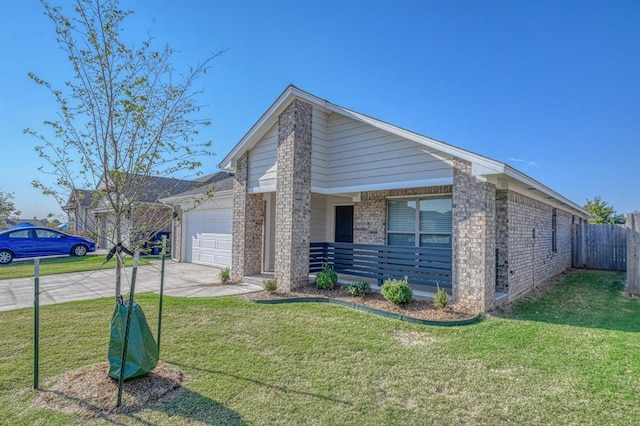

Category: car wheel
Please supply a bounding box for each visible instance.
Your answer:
[72,244,88,257]
[0,250,13,264]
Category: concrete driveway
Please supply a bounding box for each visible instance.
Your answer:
[0,260,263,312]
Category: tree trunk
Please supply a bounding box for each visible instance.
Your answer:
[115,216,122,298]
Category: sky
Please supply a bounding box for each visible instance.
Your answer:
[1,0,639,219]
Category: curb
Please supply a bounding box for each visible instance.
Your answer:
[245,296,483,327]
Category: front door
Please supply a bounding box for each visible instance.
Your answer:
[334,206,354,243]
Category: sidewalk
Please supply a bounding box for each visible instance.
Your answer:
[0,260,263,312]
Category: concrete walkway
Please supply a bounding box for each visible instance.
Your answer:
[0,260,263,312]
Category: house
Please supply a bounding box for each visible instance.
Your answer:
[167,85,589,312]
[160,171,234,266]
[65,173,220,250]
[62,189,98,237]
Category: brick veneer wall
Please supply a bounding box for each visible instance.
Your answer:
[496,190,573,302]
[231,153,264,281]
[452,158,496,312]
[353,186,452,245]
[495,190,509,293]
[275,99,313,291]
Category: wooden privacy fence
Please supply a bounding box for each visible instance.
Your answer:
[626,212,640,295]
[572,214,640,295]
[572,223,627,271]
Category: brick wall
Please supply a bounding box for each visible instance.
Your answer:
[497,190,573,302]
[231,153,264,281]
[452,158,496,312]
[495,190,509,293]
[353,186,452,245]
[275,99,313,291]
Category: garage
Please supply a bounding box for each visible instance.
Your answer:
[184,196,233,268]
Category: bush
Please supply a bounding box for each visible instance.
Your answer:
[219,268,231,284]
[344,280,371,297]
[434,284,449,308]
[264,278,277,292]
[381,276,413,304]
[315,263,338,290]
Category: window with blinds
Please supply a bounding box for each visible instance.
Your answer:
[387,197,452,247]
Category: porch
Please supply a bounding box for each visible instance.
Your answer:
[309,241,452,294]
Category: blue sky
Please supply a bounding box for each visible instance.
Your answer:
[1,0,638,218]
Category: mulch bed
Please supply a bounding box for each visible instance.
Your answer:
[34,361,185,418]
[244,284,478,322]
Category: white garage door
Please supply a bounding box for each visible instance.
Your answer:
[185,205,233,268]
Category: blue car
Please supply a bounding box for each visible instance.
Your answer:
[0,226,96,264]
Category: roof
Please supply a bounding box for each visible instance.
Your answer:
[63,189,98,210]
[96,172,223,204]
[219,85,589,216]
[159,171,234,204]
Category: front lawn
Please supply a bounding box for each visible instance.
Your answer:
[0,255,158,280]
[0,270,638,424]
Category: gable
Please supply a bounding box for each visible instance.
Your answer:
[321,113,452,192]
[244,107,452,194]
[248,123,278,192]
[223,85,587,216]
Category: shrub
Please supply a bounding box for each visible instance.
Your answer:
[434,284,449,309]
[264,278,277,292]
[219,268,231,284]
[344,280,371,297]
[315,263,338,290]
[381,276,413,304]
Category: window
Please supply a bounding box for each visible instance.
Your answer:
[387,197,452,247]
[551,208,557,252]
[35,229,63,239]
[8,230,30,239]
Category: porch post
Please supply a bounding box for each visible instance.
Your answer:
[231,153,264,282]
[275,99,313,291]
[452,158,497,312]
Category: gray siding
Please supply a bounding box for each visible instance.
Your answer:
[310,193,327,242]
[248,124,278,192]
[325,114,452,190]
[311,108,329,189]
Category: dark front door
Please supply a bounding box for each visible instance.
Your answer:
[334,206,354,243]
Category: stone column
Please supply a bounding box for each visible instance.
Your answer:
[452,158,496,312]
[231,153,264,281]
[275,99,313,291]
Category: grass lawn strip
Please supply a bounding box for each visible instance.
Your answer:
[0,255,157,280]
[0,270,638,424]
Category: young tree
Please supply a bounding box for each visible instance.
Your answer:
[584,196,626,225]
[0,190,21,227]
[26,0,222,296]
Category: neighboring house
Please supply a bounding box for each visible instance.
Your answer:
[63,189,98,237]
[169,85,590,312]
[160,171,234,267]
[66,173,217,249]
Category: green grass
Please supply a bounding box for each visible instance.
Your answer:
[1,270,639,425]
[0,255,158,280]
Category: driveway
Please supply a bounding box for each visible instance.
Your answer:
[0,260,263,312]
